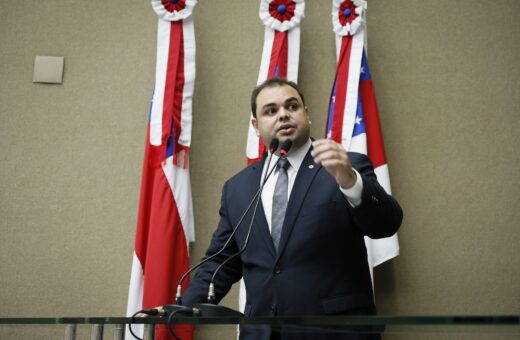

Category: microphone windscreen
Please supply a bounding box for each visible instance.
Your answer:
[269,138,279,153]
[280,140,293,155]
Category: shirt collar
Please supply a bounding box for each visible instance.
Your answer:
[270,139,311,172]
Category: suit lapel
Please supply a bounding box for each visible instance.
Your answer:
[276,149,321,260]
[248,159,277,258]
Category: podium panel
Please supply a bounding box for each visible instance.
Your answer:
[1,316,518,340]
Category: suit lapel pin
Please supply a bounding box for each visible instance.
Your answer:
[308,164,314,169]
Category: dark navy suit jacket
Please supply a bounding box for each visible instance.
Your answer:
[183,149,403,339]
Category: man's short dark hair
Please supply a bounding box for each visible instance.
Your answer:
[251,77,306,118]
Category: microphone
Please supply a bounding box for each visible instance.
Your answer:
[170,138,281,312]
[279,139,293,157]
[204,139,293,310]
[268,138,279,154]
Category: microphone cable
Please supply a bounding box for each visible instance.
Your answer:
[207,140,293,303]
[129,306,197,340]
[129,309,156,340]
[174,139,280,305]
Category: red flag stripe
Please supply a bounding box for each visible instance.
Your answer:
[330,35,353,144]
[360,79,387,168]
[172,21,185,158]
[277,31,288,77]
[160,21,187,169]
[141,169,190,308]
[162,22,182,150]
[268,31,288,77]
[135,128,154,265]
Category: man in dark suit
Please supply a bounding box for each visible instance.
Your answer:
[183,77,403,339]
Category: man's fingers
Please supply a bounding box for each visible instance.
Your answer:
[311,138,356,188]
[311,140,348,165]
[312,149,347,165]
[320,158,346,169]
[311,139,345,156]
[311,139,334,155]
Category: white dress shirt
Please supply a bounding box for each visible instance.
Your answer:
[260,139,363,233]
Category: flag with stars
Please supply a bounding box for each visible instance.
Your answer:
[327,48,400,269]
[327,0,399,271]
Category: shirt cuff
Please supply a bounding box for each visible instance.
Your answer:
[339,168,363,207]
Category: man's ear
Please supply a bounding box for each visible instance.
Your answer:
[252,117,260,137]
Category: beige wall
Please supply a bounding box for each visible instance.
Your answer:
[1,0,519,339]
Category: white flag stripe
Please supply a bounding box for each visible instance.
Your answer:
[246,124,260,160]
[337,29,365,151]
[163,159,195,245]
[349,132,368,155]
[257,27,275,85]
[365,234,400,267]
[287,27,300,82]
[246,28,276,160]
[150,19,171,146]
[125,252,144,339]
[365,163,399,268]
[179,18,196,148]
[374,164,392,195]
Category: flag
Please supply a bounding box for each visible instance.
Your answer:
[246,0,305,164]
[327,0,399,270]
[126,1,197,339]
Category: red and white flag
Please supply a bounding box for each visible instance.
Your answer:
[126,1,197,339]
[326,0,399,270]
[246,0,305,164]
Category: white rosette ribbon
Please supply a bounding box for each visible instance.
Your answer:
[259,0,305,32]
[332,0,366,36]
[151,0,197,21]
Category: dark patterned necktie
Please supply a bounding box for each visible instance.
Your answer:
[271,158,290,251]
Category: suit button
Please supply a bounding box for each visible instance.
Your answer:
[274,266,281,274]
